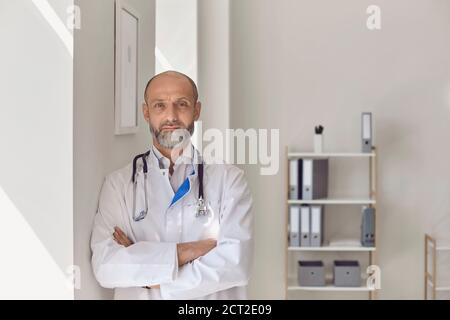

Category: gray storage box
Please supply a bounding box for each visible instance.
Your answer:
[298,261,325,287]
[333,260,361,287]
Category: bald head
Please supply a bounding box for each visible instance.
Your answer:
[144,71,198,105]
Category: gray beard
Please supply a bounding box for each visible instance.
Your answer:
[150,124,195,149]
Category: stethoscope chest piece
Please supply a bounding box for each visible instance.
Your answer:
[134,209,147,222]
[195,196,209,218]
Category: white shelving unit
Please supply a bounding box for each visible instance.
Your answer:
[288,246,375,252]
[288,199,376,205]
[287,278,375,292]
[288,152,375,158]
[425,234,450,299]
[288,285,375,292]
[285,147,379,300]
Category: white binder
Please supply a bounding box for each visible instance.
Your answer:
[302,159,328,200]
[362,112,372,153]
[302,159,313,200]
[300,206,310,247]
[310,205,323,247]
[289,206,300,247]
[289,159,298,199]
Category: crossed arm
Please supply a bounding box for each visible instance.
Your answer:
[112,227,217,289]
[92,168,253,299]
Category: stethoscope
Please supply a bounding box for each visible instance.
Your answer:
[131,150,208,222]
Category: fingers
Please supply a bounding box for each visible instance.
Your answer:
[113,227,133,247]
[114,232,131,247]
[114,227,127,241]
[113,230,124,245]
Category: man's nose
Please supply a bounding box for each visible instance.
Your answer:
[165,102,179,122]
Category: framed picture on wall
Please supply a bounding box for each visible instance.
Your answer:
[114,0,140,135]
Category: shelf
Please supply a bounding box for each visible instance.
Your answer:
[288,198,376,205]
[428,242,450,251]
[288,285,375,292]
[427,280,450,292]
[287,278,375,292]
[288,152,375,159]
[288,246,375,252]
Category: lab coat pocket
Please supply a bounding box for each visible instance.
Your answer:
[185,199,221,240]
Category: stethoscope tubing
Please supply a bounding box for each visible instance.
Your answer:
[131,150,205,222]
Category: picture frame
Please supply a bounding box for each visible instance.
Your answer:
[114,0,140,135]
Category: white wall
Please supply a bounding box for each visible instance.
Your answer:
[155,0,197,81]
[74,0,156,299]
[198,0,230,134]
[0,0,73,299]
[229,0,450,299]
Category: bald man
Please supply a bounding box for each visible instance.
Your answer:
[91,71,254,300]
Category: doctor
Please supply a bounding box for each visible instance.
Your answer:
[91,71,253,300]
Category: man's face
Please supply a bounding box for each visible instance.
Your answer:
[143,74,201,149]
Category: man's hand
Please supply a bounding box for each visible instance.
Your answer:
[113,227,133,247]
[177,239,217,267]
[113,227,159,289]
[112,227,217,288]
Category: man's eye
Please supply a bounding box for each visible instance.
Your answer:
[179,101,188,107]
[154,103,165,109]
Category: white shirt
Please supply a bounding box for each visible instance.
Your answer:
[151,145,194,193]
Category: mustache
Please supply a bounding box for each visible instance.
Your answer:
[149,120,195,150]
[159,120,185,130]
[149,120,195,138]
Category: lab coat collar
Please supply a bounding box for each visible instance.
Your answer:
[150,142,201,171]
[149,143,202,208]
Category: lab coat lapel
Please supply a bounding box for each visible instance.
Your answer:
[168,148,202,209]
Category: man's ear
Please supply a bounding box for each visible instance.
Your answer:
[194,101,201,121]
[142,102,150,122]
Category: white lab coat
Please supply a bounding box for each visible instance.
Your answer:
[90,147,253,300]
